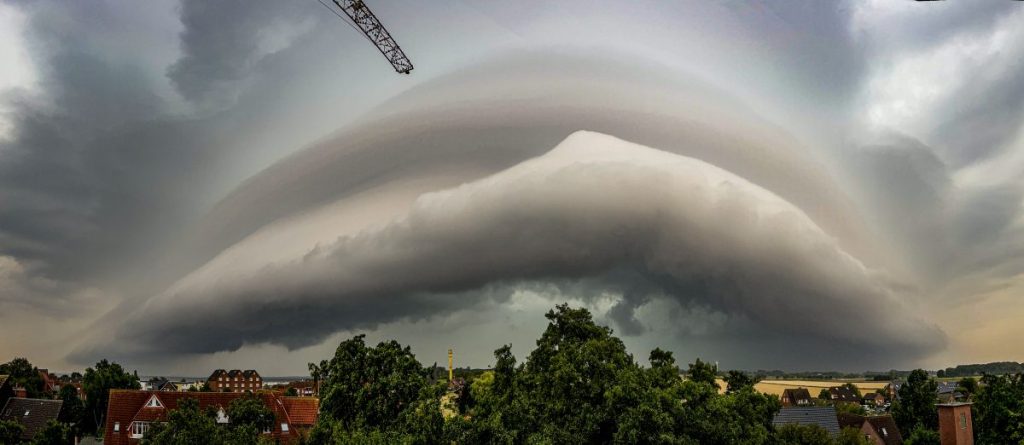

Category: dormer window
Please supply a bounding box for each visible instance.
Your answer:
[216,408,230,424]
[145,396,163,408]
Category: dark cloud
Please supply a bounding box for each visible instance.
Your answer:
[77,132,945,369]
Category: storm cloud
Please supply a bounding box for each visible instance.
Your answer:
[2,0,1024,373]
[84,132,944,365]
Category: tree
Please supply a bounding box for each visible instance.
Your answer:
[773,423,832,444]
[198,381,211,392]
[818,388,831,400]
[82,359,141,435]
[0,419,25,444]
[836,426,873,445]
[28,420,71,445]
[688,357,719,388]
[310,334,433,441]
[956,376,978,399]
[903,425,941,445]
[0,357,46,398]
[226,395,274,433]
[835,402,866,416]
[974,373,1024,444]
[285,387,298,396]
[936,370,945,378]
[891,369,938,434]
[58,384,86,439]
[143,398,220,445]
[724,369,757,394]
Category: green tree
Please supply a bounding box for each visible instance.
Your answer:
[309,334,433,442]
[688,358,719,388]
[835,402,866,416]
[28,420,71,445]
[936,370,945,378]
[82,359,141,435]
[57,384,86,438]
[0,357,47,398]
[956,376,978,399]
[835,426,872,445]
[818,388,832,400]
[903,425,941,445]
[0,419,25,444]
[143,398,220,445]
[773,423,832,444]
[226,394,274,433]
[285,387,298,396]
[974,373,1024,444]
[198,381,211,392]
[724,369,757,394]
[891,369,938,434]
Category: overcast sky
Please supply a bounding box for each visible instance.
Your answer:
[2,0,1024,376]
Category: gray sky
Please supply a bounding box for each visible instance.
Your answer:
[2,0,1024,376]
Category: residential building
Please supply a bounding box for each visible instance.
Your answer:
[772,407,841,436]
[781,388,812,407]
[102,390,318,445]
[207,369,263,392]
[144,378,178,392]
[938,402,973,445]
[862,392,886,407]
[828,385,861,404]
[0,398,63,442]
[837,413,902,445]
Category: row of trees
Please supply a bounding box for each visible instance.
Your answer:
[303,304,872,444]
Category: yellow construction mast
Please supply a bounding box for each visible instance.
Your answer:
[448,349,454,383]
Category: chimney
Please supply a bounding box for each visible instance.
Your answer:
[937,403,973,445]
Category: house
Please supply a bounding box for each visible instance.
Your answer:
[0,398,63,442]
[837,413,903,445]
[772,407,841,436]
[781,388,812,406]
[828,385,861,404]
[145,378,178,392]
[936,381,964,403]
[103,390,318,445]
[36,369,59,394]
[207,369,263,392]
[862,392,886,407]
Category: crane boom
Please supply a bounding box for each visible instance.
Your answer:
[330,0,414,74]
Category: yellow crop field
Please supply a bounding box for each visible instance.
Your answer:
[712,379,889,396]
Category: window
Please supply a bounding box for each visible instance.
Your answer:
[131,422,151,438]
[263,425,272,434]
[281,423,289,433]
[217,408,230,424]
[23,410,30,416]
[880,427,887,437]
[960,413,967,429]
[145,396,163,408]
[113,422,120,432]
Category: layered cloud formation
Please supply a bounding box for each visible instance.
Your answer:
[3,0,1024,373]
[96,131,944,364]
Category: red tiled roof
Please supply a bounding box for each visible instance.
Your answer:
[104,390,317,445]
[281,397,319,426]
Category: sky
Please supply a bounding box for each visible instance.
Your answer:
[1,0,1023,376]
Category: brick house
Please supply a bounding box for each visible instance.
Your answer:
[207,369,263,392]
[103,390,318,445]
[781,388,812,407]
[837,413,903,445]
